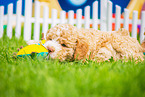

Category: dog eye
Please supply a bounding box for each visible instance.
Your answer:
[61,44,67,47]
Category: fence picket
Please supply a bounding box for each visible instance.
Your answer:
[124,9,129,30]
[131,11,138,39]
[84,6,90,29]
[24,0,32,41]
[7,3,13,39]
[15,0,22,39]
[60,10,66,24]
[100,0,107,31]
[140,11,145,43]
[34,1,40,41]
[76,9,82,28]
[107,1,112,31]
[115,5,121,31]
[93,1,98,30]
[42,6,49,40]
[1,0,145,42]
[0,6,4,38]
[68,10,74,25]
[51,9,57,28]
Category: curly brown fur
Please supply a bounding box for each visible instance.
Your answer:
[141,40,145,52]
[43,24,144,62]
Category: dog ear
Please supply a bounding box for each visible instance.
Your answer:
[74,38,89,60]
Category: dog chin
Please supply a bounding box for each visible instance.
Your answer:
[43,40,62,59]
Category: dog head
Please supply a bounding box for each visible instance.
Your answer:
[44,24,90,61]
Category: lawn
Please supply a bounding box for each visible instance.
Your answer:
[0,35,145,97]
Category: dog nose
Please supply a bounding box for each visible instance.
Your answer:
[47,47,55,53]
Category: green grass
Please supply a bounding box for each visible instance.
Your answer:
[0,35,145,97]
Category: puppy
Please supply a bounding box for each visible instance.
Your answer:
[40,24,143,62]
[27,24,144,61]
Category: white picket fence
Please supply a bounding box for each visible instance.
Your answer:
[0,0,145,43]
